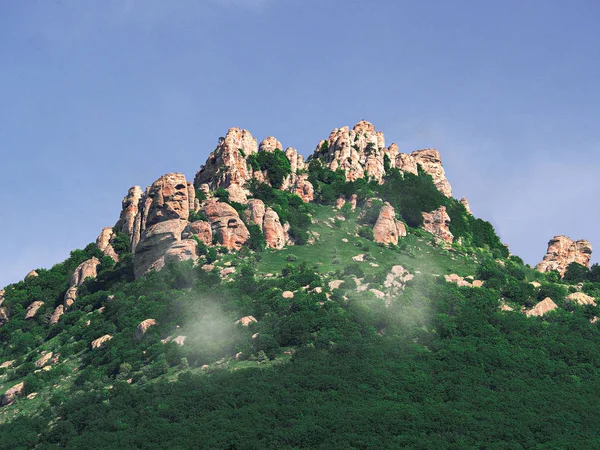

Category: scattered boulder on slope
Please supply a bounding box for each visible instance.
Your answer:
[373,203,406,245]
[25,301,44,319]
[526,297,558,317]
[1,382,24,406]
[136,319,157,340]
[91,334,113,349]
[566,292,596,306]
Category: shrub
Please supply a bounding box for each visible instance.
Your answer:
[247,149,291,189]
[247,225,266,252]
[358,226,374,241]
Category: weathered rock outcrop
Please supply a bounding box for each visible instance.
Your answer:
[1,382,24,406]
[164,239,198,265]
[63,257,101,306]
[259,136,283,153]
[136,319,157,340]
[115,186,144,240]
[96,227,119,262]
[133,173,192,278]
[372,203,406,245]
[182,220,212,245]
[536,236,592,277]
[460,198,472,215]
[201,200,249,250]
[396,149,452,197]
[35,352,53,368]
[566,292,596,306]
[526,297,558,317]
[291,174,314,202]
[235,316,257,326]
[91,334,113,349]
[194,128,258,203]
[263,208,286,249]
[50,305,64,324]
[25,301,44,319]
[0,289,4,306]
[244,199,266,229]
[25,270,38,280]
[422,206,453,243]
[314,120,388,183]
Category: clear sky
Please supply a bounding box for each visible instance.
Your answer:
[1,0,599,288]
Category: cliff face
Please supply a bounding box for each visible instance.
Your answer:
[536,236,592,276]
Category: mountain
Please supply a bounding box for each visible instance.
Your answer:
[1,121,600,448]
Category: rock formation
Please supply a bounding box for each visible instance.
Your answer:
[136,319,157,340]
[201,200,249,250]
[263,208,286,249]
[235,316,257,326]
[96,227,119,262]
[259,136,283,153]
[63,257,100,307]
[182,221,212,245]
[422,206,453,243]
[526,297,558,317]
[34,352,53,368]
[91,334,113,349]
[460,197,472,215]
[536,236,592,277]
[25,270,38,280]
[244,199,266,229]
[566,292,596,306]
[0,289,4,306]
[194,127,258,203]
[25,301,44,319]
[50,305,64,324]
[372,203,406,245]
[133,173,192,278]
[1,382,24,406]
[115,186,143,240]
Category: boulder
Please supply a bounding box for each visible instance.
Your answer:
[70,257,101,288]
[329,280,344,290]
[235,316,257,326]
[96,227,119,262]
[172,336,186,346]
[64,287,78,307]
[182,220,212,245]
[136,319,157,340]
[566,292,596,306]
[373,203,406,245]
[1,382,24,406]
[34,352,53,368]
[0,289,4,306]
[50,305,64,324]
[25,301,44,320]
[244,199,266,229]
[336,196,346,210]
[422,206,453,243]
[526,297,558,317]
[25,270,38,280]
[263,208,286,249]
[201,200,249,250]
[369,289,385,299]
[349,194,358,211]
[0,360,14,369]
[384,265,414,291]
[282,291,294,299]
[91,334,113,349]
[536,236,592,277]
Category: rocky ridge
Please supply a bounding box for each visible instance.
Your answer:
[536,236,592,277]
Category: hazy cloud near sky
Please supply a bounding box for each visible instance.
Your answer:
[1,0,599,287]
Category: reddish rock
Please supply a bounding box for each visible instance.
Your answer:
[115,186,143,240]
[396,149,452,197]
[25,270,38,280]
[0,307,8,326]
[70,257,101,288]
[566,292,596,306]
[145,173,190,226]
[259,136,283,153]
[422,206,453,243]
[536,236,592,277]
[183,220,212,245]
[373,203,406,245]
[35,352,53,368]
[460,197,472,215]
[235,316,257,326]
[244,199,266,229]
[282,291,294,299]
[164,239,198,265]
[201,200,249,250]
[263,208,286,249]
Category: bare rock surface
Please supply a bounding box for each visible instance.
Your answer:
[422,206,453,243]
[202,200,249,250]
[235,316,257,326]
[115,186,143,240]
[0,308,8,326]
[244,199,266,229]
[136,319,157,340]
[50,305,64,324]
[263,208,286,249]
[25,270,38,280]
[183,221,212,245]
[35,352,53,368]
[1,382,24,406]
[373,203,406,245]
[526,297,558,317]
[96,227,119,262]
[566,292,596,306]
[25,301,44,319]
[536,236,592,277]
[91,334,113,349]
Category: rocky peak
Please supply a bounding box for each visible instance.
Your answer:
[259,136,283,153]
[145,173,190,227]
[194,127,258,202]
[115,186,143,239]
[96,227,119,262]
[536,236,592,277]
[201,199,249,251]
[396,149,452,197]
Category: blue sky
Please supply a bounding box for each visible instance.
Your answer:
[1,0,599,287]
